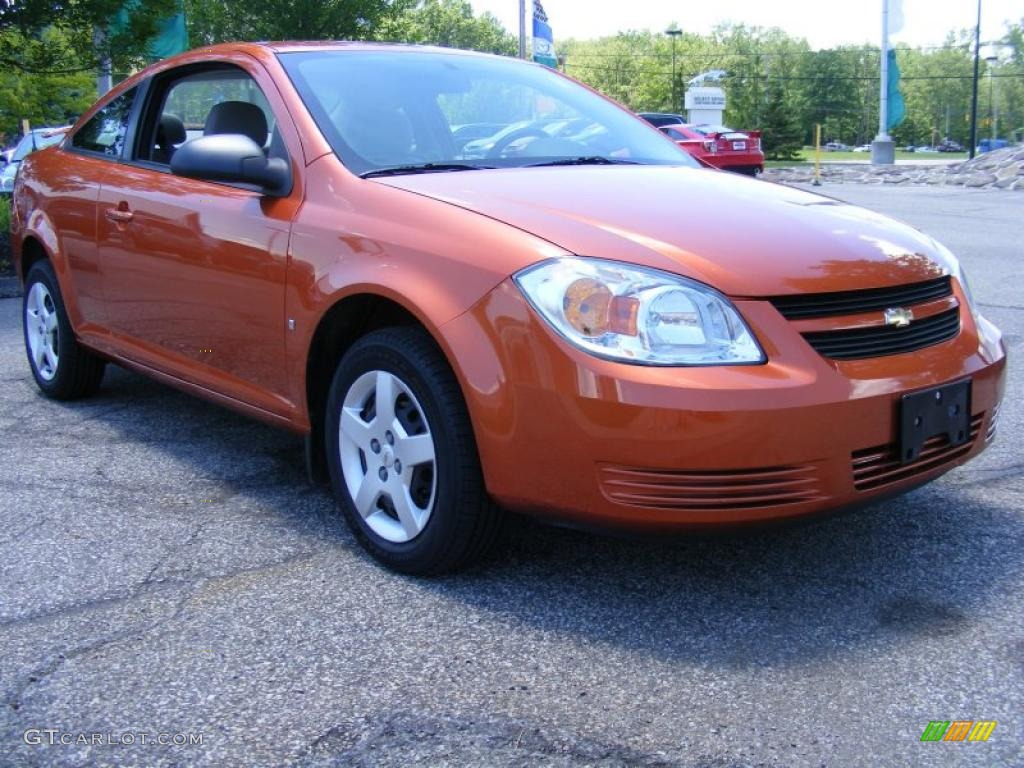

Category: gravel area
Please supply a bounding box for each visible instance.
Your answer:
[764,145,1024,190]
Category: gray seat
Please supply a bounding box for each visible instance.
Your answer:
[153,114,186,164]
[204,101,268,147]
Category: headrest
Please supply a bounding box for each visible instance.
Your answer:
[204,101,268,147]
[156,114,186,147]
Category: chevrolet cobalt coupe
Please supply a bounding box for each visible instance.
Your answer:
[12,43,1006,573]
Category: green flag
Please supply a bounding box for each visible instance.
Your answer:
[149,2,188,61]
[887,49,905,130]
[113,0,188,62]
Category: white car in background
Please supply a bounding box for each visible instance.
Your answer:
[0,127,70,193]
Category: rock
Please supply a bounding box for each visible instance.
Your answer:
[965,173,998,188]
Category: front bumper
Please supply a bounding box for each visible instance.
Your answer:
[440,279,1006,530]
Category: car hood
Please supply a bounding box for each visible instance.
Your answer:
[375,165,951,296]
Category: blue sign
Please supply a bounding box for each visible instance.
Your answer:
[532,0,557,68]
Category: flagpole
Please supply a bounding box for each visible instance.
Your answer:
[519,0,526,59]
[879,0,888,139]
[871,0,895,164]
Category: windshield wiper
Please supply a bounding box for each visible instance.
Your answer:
[360,163,494,179]
[526,156,641,168]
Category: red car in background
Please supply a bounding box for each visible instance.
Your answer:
[660,123,764,176]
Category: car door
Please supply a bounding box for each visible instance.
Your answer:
[95,60,303,419]
[29,91,138,331]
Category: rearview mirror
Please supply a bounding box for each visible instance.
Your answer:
[170,134,291,197]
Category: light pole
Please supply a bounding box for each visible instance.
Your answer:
[518,0,526,59]
[665,28,682,111]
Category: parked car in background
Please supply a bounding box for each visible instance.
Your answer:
[638,112,686,128]
[937,139,963,153]
[12,43,1005,574]
[661,123,764,175]
[0,127,70,193]
[823,141,848,152]
[852,144,872,152]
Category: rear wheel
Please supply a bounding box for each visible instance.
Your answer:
[23,261,105,399]
[325,327,502,574]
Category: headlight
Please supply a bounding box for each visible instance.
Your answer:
[953,263,979,321]
[514,257,765,366]
[932,240,978,321]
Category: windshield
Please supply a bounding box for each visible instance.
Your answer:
[279,50,698,176]
[12,130,66,162]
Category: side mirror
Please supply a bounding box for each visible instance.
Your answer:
[170,134,291,197]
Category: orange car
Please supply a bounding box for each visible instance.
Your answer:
[11,43,1006,573]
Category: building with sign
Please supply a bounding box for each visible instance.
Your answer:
[684,86,726,126]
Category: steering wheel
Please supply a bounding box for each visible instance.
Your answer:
[486,126,551,158]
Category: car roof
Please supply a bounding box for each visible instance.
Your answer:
[184,40,504,59]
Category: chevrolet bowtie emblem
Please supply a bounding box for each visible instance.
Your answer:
[884,307,914,328]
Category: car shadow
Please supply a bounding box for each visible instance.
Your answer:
[63,364,1022,670]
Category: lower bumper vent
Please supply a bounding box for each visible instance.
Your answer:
[598,464,824,511]
[852,413,983,492]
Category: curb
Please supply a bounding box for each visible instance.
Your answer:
[0,275,22,299]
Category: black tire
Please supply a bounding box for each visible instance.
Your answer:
[23,260,105,400]
[325,326,502,574]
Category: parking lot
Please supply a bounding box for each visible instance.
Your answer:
[0,185,1020,767]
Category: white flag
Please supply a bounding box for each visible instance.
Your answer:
[888,0,904,35]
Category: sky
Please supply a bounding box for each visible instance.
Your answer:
[470,0,1021,50]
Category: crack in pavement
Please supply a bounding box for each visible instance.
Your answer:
[0,549,320,631]
[3,583,197,714]
[2,550,319,715]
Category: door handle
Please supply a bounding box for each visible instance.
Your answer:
[105,206,134,223]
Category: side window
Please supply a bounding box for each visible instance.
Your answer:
[71,88,137,157]
[141,67,283,166]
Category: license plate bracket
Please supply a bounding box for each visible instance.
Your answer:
[732,141,746,150]
[899,380,971,464]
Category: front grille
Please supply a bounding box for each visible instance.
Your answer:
[770,276,952,320]
[598,464,824,511]
[801,306,960,361]
[851,413,983,492]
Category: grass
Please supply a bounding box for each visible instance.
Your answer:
[0,195,11,275]
[764,147,969,168]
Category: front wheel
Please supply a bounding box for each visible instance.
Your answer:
[325,327,502,574]
[23,261,105,399]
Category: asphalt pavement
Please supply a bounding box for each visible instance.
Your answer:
[0,184,1021,767]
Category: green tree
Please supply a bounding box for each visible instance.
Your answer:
[760,80,802,159]
[376,0,515,55]
[185,0,416,44]
[0,0,179,72]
